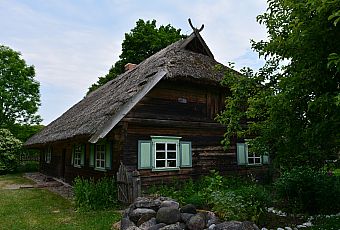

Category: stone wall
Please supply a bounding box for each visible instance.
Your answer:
[119,196,260,230]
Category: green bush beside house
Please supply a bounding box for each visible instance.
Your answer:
[0,128,22,174]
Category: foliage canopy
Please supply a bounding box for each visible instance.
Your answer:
[0,45,41,127]
[0,128,22,173]
[87,19,186,94]
[217,0,340,169]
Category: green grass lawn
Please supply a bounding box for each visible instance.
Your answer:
[0,173,34,188]
[0,174,121,230]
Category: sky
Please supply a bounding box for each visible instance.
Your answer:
[1,0,268,125]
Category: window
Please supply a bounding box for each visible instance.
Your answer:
[138,136,192,171]
[95,144,105,169]
[236,143,269,165]
[45,147,52,163]
[247,152,261,165]
[73,145,82,167]
[155,142,177,168]
[72,144,85,167]
[89,141,112,170]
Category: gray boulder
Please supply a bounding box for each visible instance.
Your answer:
[206,211,219,227]
[180,213,194,223]
[180,204,197,214]
[125,227,141,230]
[187,214,205,230]
[129,208,156,223]
[121,217,136,230]
[134,197,161,210]
[139,217,157,230]
[238,221,260,230]
[156,207,181,225]
[159,222,185,230]
[136,212,157,226]
[160,200,180,209]
[148,223,167,230]
[215,221,242,230]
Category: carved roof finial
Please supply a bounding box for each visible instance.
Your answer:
[188,18,204,33]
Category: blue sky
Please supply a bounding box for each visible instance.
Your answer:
[1,0,268,125]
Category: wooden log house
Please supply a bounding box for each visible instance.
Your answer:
[24,29,268,186]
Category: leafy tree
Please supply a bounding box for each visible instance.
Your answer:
[0,129,22,173]
[217,0,340,169]
[87,19,186,94]
[8,124,44,142]
[0,45,41,127]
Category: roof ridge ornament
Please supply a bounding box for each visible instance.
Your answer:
[188,18,204,33]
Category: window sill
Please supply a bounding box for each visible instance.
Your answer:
[94,168,107,172]
[73,165,82,168]
[239,164,266,167]
[152,167,180,172]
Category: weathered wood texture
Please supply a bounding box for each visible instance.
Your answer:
[38,79,268,186]
[117,163,141,203]
[39,127,124,184]
[120,80,268,187]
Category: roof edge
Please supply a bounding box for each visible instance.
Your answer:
[88,70,168,143]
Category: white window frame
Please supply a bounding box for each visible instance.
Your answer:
[247,152,262,165]
[95,143,105,170]
[154,142,178,169]
[151,136,181,171]
[45,146,52,164]
[73,145,82,167]
[245,142,262,165]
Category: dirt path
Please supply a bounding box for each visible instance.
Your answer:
[24,172,74,200]
[0,173,73,200]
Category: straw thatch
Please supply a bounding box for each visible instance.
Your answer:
[25,32,228,147]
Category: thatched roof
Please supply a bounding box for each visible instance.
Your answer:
[25,32,228,147]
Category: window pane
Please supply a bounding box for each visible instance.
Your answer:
[167,143,176,151]
[156,152,165,159]
[156,160,165,168]
[248,158,254,164]
[167,152,176,159]
[255,158,261,164]
[167,160,176,167]
[156,143,165,151]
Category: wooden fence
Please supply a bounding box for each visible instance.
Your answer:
[116,163,141,203]
[19,152,40,162]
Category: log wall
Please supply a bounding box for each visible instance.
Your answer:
[121,80,267,186]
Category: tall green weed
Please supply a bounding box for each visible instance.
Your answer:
[73,176,118,211]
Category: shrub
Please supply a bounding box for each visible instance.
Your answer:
[274,167,340,214]
[17,161,39,172]
[147,171,271,223]
[73,176,118,211]
[208,184,271,223]
[0,129,22,174]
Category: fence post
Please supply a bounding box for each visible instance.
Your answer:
[131,170,141,201]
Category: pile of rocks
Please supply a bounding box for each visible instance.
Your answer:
[120,197,259,230]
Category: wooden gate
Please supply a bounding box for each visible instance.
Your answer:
[117,163,141,203]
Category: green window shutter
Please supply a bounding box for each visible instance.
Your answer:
[262,154,269,164]
[138,140,152,169]
[105,142,112,169]
[71,145,75,165]
[80,144,85,166]
[237,143,247,165]
[89,144,95,167]
[180,141,192,167]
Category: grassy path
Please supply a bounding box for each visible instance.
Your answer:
[0,174,120,230]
